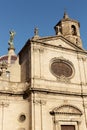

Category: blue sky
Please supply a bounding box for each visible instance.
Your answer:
[0,0,87,56]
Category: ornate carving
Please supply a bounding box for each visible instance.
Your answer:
[77,55,87,61]
[39,47,44,53]
[50,57,75,81]
[33,99,46,105]
[0,81,29,94]
[50,105,82,115]
[0,102,9,107]
[33,46,44,53]
[51,60,73,77]
[56,76,70,83]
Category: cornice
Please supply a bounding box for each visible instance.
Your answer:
[31,35,87,54]
[25,87,87,97]
[0,80,29,95]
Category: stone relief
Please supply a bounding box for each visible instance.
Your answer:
[50,57,75,82]
[33,99,46,105]
[0,80,29,94]
[50,104,82,115]
[33,46,44,53]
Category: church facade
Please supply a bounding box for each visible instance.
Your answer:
[0,12,87,130]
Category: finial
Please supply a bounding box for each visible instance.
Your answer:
[34,27,39,36]
[8,30,16,49]
[32,27,40,40]
[63,9,69,19]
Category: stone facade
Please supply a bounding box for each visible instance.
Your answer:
[0,12,87,130]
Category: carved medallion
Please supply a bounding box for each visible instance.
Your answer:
[50,58,74,79]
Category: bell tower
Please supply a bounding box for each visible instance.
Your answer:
[54,12,82,47]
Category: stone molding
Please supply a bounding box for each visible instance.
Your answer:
[77,55,87,61]
[50,104,82,115]
[33,46,44,53]
[50,57,75,83]
[0,102,9,107]
[0,81,29,94]
[18,128,25,130]
[33,99,46,105]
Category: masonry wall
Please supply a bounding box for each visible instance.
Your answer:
[0,95,30,130]
[31,40,87,91]
[19,42,31,82]
[31,92,87,130]
[30,39,87,130]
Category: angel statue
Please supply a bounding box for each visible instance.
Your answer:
[8,30,16,48]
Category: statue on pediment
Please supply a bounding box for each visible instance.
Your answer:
[8,30,16,49]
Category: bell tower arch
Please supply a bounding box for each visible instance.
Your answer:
[54,12,82,47]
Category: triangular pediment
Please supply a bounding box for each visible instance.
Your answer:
[37,35,85,52]
[50,105,82,115]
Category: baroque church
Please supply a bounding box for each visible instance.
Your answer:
[0,12,87,130]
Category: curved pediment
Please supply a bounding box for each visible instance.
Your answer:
[50,105,82,115]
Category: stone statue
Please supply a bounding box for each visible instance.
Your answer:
[34,28,38,36]
[8,30,16,48]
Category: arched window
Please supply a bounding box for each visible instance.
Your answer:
[71,25,77,35]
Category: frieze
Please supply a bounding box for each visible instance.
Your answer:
[53,117,82,124]
[50,104,82,115]
[0,80,29,94]
[33,99,46,105]
[33,46,44,53]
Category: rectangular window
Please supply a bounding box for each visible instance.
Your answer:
[61,125,75,130]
